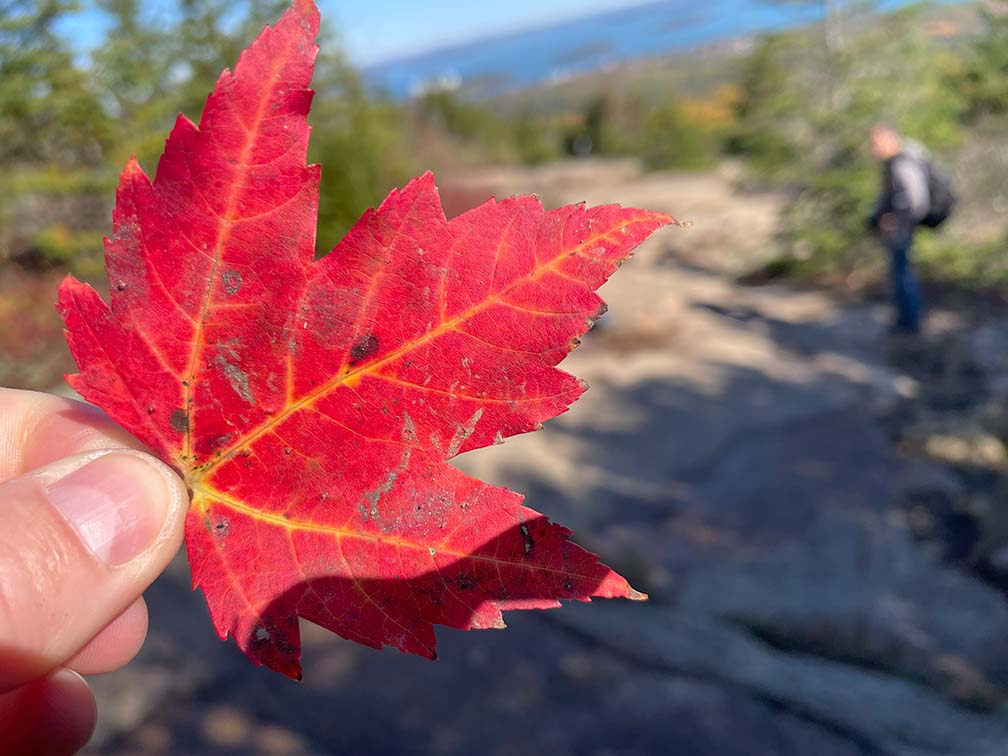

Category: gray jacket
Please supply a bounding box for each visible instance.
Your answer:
[872,140,930,234]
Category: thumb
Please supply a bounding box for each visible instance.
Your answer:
[0,449,187,691]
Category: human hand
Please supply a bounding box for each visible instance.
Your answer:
[0,388,188,755]
[879,212,898,237]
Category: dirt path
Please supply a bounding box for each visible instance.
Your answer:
[86,161,1008,755]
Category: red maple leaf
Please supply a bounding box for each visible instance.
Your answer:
[57,0,674,678]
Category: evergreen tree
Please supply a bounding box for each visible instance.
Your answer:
[959,2,1008,120]
[0,0,109,168]
[90,0,180,167]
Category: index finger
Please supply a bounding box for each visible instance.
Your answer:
[0,387,145,484]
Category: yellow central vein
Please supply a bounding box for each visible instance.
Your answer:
[181,36,296,465]
[192,215,656,484]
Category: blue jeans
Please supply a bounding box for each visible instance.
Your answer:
[889,229,922,332]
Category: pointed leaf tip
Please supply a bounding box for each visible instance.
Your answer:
[293,0,319,21]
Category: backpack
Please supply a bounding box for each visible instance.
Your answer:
[920,159,955,228]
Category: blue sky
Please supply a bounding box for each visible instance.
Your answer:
[57,0,649,67]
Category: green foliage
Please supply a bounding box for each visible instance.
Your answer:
[30,226,104,269]
[551,86,733,169]
[311,61,414,248]
[0,0,415,280]
[915,232,1008,289]
[956,5,1008,120]
[582,96,610,154]
[89,0,178,167]
[725,33,801,176]
[0,1,112,168]
[418,90,491,141]
[414,89,515,161]
[512,108,561,165]
[172,0,292,117]
[730,3,996,288]
[639,98,721,171]
[562,95,619,157]
[782,164,880,277]
[3,0,1005,302]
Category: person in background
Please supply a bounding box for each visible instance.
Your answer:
[868,122,930,335]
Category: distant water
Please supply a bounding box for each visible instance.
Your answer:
[363,0,924,100]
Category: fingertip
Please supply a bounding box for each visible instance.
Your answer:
[0,388,145,484]
[0,669,96,756]
[112,450,190,568]
[0,449,187,691]
[66,598,149,675]
[44,450,188,570]
[43,670,97,752]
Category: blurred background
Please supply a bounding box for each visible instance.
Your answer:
[5,0,1008,753]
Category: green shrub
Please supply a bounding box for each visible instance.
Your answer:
[310,64,413,250]
[512,109,561,165]
[639,99,720,171]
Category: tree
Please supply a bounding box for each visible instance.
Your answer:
[174,0,290,116]
[0,0,109,168]
[310,55,413,247]
[89,0,178,167]
[764,0,879,112]
[726,32,800,176]
[958,1,1008,120]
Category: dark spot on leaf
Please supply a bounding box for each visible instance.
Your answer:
[221,269,242,296]
[115,281,127,291]
[564,580,573,592]
[169,408,189,433]
[455,573,477,591]
[146,404,155,415]
[284,447,292,455]
[205,511,229,538]
[349,334,379,365]
[520,522,534,555]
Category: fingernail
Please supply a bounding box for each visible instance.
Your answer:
[45,453,173,567]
